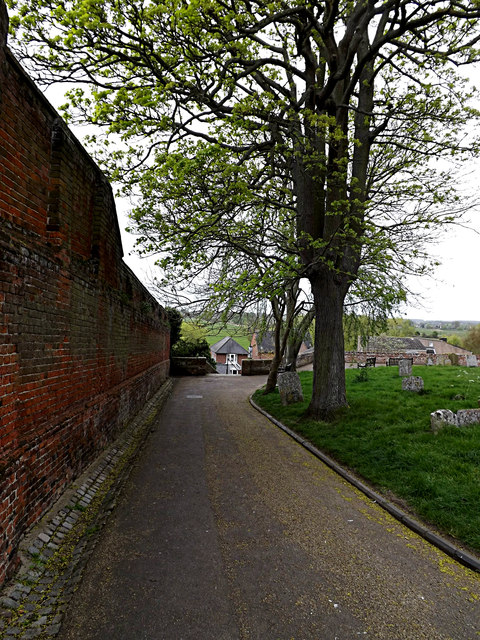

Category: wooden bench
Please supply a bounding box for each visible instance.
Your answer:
[386,357,413,366]
[358,357,376,368]
[387,357,400,366]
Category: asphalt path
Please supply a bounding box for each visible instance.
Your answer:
[58,375,480,640]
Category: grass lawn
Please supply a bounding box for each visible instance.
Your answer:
[253,366,480,554]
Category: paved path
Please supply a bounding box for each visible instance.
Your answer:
[58,376,480,640]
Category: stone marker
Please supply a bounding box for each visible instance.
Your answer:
[437,355,452,366]
[277,372,304,406]
[430,409,457,433]
[401,376,424,392]
[456,408,480,427]
[466,355,478,367]
[426,356,434,366]
[398,358,412,377]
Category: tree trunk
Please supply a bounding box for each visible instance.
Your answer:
[264,315,284,394]
[263,295,296,394]
[264,351,282,394]
[285,341,298,371]
[286,307,315,372]
[307,273,348,420]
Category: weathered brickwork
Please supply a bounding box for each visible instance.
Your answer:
[0,2,169,586]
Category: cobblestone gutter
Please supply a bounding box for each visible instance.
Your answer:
[0,379,173,639]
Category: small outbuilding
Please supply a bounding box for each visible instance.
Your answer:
[210,336,249,374]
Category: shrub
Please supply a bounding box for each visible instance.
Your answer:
[171,338,216,367]
[165,307,183,348]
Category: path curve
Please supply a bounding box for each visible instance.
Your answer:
[58,375,480,640]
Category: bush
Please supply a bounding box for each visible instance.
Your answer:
[165,307,183,348]
[171,338,216,367]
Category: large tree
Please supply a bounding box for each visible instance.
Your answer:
[9,0,480,418]
[127,143,405,392]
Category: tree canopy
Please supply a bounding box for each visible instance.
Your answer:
[8,0,480,418]
[464,324,480,354]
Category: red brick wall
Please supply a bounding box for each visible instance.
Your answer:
[0,14,169,586]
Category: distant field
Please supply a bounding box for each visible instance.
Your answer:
[416,329,469,347]
[205,324,252,350]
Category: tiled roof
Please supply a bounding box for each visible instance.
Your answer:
[365,336,427,352]
[253,331,275,353]
[210,336,249,355]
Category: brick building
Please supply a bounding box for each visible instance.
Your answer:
[210,336,249,374]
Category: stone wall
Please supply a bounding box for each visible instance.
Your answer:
[0,4,169,586]
[296,348,314,368]
[170,357,207,376]
[345,351,478,366]
[242,359,273,376]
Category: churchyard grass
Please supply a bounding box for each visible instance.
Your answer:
[253,366,480,553]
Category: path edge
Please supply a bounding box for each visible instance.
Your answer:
[0,379,174,639]
[249,394,480,575]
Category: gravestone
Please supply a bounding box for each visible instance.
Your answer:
[457,409,480,427]
[437,355,452,366]
[466,355,478,367]
[430,409,457,433]
[426,356,434,366]
[277,372,304,406]
[398,358,412,377]
[402,376,424,392]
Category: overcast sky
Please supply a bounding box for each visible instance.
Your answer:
[399,223,479,322]
[116,205,480,324]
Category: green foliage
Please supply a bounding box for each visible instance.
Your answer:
[463,324,480,354]
[171,337,216,366]
[383,318,418,337]
[353,368,369,383]
[181,321,208,343]
[165,307,182,348]
[440,333,465,348]
[343,313,389,351]
[10,0,480,416]
[254,366,480,552]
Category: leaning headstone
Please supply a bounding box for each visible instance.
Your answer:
[457,409,480,427]
[466,355,478,367]
[431,409,457,433]
[398,358,412,377]
[402,376,424,392]
[277,372,304,406]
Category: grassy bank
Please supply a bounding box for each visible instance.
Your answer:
[205,323,251,350]
[253,366,480,554]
